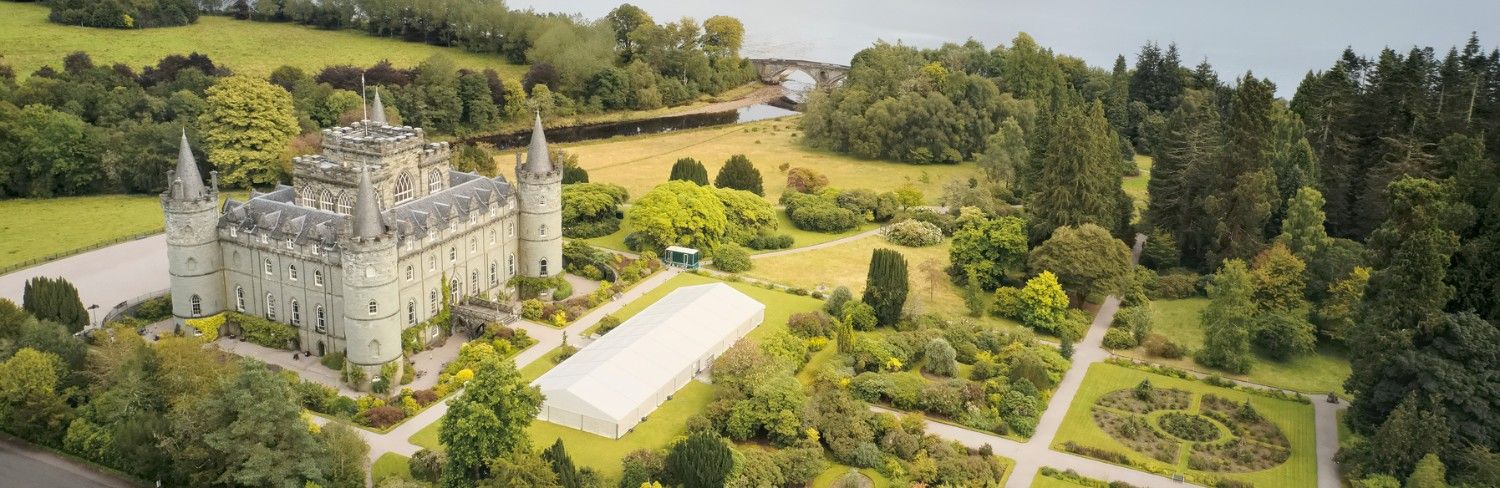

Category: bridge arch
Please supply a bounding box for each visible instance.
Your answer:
[749,58,850,88]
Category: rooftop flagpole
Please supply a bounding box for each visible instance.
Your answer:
[361,73,369,135]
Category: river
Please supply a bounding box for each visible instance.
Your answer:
[512,0,1497,99]
[468,97,800,149]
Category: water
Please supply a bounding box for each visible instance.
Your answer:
[512,0,1498,98]
[468,103,800,149]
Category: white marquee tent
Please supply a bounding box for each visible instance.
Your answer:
[531,283,765,438]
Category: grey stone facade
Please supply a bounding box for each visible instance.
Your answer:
[162,115,560,388]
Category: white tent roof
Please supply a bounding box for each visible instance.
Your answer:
[532,283,764,423]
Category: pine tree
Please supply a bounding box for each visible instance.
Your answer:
[668,158,709,185]
[1196,259,1255,373]
[1279,186,1332,258]
[1028,101,1127,241]
[541,439,583,488]
[861,249,909,327]
[713,154,763,195]
[1204,73,1280,264]
[1406,454,1448,488]
[1146,89,1222,268]
[1346,178,1460,432]
[664,431,733,488]
[22,277,88,332]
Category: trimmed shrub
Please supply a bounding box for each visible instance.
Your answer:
[745,233,794,250]
[1142,333,1187,359]
[789,203,859,233]
[1102,328,1139,349]
[880,219,944,247]
[1114,305,1154,342]
[712,245,752,273]
[320,351,346,370]
[357,405,406,428]
[788,312,836,339]
[990,286,1023,320]
[922,338,958,377]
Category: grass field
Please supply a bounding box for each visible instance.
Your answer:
[1031,474,1092,488]
[747,234,1028,332]
[0,192,246,272]
[371,452,413,485]
[811,465,894,488]
[411,272,824,480]
[0,2,526,80]
[1114,298,1353,395]
[535,117,982,204]
[1122,155,1153,221]
[1052,362,1318,487]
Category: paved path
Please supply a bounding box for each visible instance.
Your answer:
[749,227,883,260]
[0,437,140,488]
[0,234,168,322]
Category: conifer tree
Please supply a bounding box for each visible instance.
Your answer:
[664,431,733,488]
[1196,259,1255,373]
[1279,186,1332,259]
[668,157,709,185]
[1027,101,1128,241]
[861,249,909,327]
[541,439,583,488]
[1406,454,1447,488]
[713,154,763,195]
[1146,90,1221,268]
[21,277,88,332]
[1204,73,1280,264]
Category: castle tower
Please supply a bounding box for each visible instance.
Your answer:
[162,130,224,329]
[515,113,563,278]
[339,165,403,389]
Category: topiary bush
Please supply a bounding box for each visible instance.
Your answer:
[880,219,944,247]
[712,245,752,273]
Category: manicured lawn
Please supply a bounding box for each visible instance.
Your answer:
[0,192,245,272]
[1115,298,1353,395]
[1052,362,1318,487]
[811,464,893,488]
[407,418,441,453]
[581,210,875,254]
[1031,474,1093,488]
[747,234,1027,333]
[0,2,526,80]
[371,452,413,485]
[539,116,981,204]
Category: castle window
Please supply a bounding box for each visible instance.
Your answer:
[235,286,245,312]
[265,294,277,320]
[264,258,273,275]
[290,300,301,326]
[337,193,353,215]
[320,189,335,212]
[394,173,415,203]
[539,224,547,238]
[314,270,323,286]
[428,255,436,271]
[451,279,460,302]
[508,254,515,276]
[428,169,443,193]
[469,237,476,252]
[489,261,498,286]
[406,265,414,281]
[540,258,549,276]
[429,289,438,315]
[471,271,479,292]
[507,223,514,237]
[407,300,417,325]
[230,228,237,238]
[289,265,299,281]
[449,247,456,262]
[368,299,378,315]
[489,229,496,244]
[190,295,202,317]
[316,305,326,333]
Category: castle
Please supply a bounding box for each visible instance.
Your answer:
[162,95,562,387]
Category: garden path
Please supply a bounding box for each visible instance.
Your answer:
[748,227,884,260]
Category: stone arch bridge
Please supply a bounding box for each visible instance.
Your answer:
[749,58,850,88]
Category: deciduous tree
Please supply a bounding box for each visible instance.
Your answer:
[440,357,543,488]
[199,75,298,187]
[1027,224,1132,301]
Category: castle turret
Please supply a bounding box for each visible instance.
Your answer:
[339,165,403,390]
[515,113,563,278]
[162,130,225,329]
[369,89,387,125]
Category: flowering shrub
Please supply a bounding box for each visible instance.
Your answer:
[880,219,944,247]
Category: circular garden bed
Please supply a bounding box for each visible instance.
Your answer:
[1089,383,1291,473]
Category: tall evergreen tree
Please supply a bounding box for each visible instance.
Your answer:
[1146,89,1222,267]
[668,157,709,185]
[861,249,909,327]
[1196,259,1255,374]
[713,154,763,195]
[1279,186,1332,259]
[1204,73,1280,264]
[1264,104,1320,233]
[1129,42,1184,113]
[1345,178,1461,432]
[1104,55,1132,135]
[664,431,734,488]
[541,439,584,488]
[1028,101,1128,240]
[21,277,88,333]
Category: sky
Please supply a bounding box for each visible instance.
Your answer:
[513,0,1500,98]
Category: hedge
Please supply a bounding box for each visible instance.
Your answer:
[226,312,298,349]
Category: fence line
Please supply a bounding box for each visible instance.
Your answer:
[0,228,163,277]
[100,289,170,327]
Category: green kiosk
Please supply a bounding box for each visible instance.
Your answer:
[663,245,700,270]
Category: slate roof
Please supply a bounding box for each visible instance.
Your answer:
[221,185,345,246]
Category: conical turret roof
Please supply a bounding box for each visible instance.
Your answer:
[352,165,386,238]
[370,89,387,124]
[520,112,553,174]
[173,129,206,199]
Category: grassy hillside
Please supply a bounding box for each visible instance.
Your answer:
[0,2,525,80]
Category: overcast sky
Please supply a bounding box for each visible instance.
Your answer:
[514,0,1499,97]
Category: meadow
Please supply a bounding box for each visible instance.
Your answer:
[0,192,244,273]
[0,2,526,80]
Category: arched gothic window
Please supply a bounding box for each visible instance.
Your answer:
[428,169,443,193]
[290,299,301,326]
[408,300,417,325]
[490,261,498,286]
[320,189,336,212]
[337,192,354,215]
[265,294,277,320]
[540,258,549,276]
[429,289,438,315]
[451,279,460,303]
[508,254,515,276]
[471,271,479,292]
[406,265,414,280]
[263,258,273,275]
[394,172,415,203]
[316,305,326,333]
[234,286,245,312]
[314,270,323,286]
[190,294,202,317]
